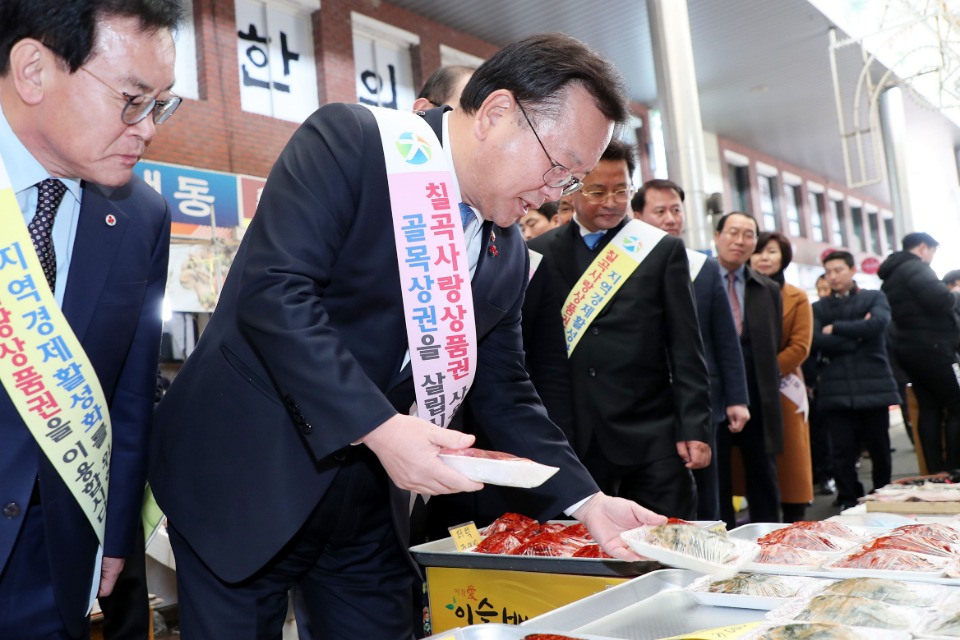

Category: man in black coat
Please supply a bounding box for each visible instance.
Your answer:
[528,141,712,519]
[631,180,749,520]
[878,232,960,472]
[150,35,666,639]
[813,250,901,510]
[712,213,783,529]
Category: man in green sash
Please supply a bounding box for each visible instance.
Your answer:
[0,0,182,637]
[528,140,712,519]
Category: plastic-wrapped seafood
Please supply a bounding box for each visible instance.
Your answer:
[791,521,864,541]
[748,622,911,640]
[757,527,853,551]
[640,524,741,563]
[919,610,960,637]
[702,573,804,598]
[862,533,957,558]
[888,523,960,543]
[827,548,946,572]
[751,543,829,568]
[819,577,938,607]
[789,594,912,630]
[763,622,863,639]
[483,512,536,536]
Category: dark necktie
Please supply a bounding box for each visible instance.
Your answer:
[29,179,67,293]
[582,231,605,250]
[726,272,743,335]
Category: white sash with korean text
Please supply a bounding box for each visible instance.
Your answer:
[780,372,810,422]
[686,248,708,281]
[0,156,111,546]
[562,219,666,356]
[365,105,477,428]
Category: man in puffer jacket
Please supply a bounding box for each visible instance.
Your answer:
[813,250,901,510]
[879,232,960,473]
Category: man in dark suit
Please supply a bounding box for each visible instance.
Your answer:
[632,179,749,521]
[0,1,180,637]
[527,141,712,519]
[150,34,666,639]
[712,212,783,529]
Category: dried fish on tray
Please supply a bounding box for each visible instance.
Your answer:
[789,521,869,541]
[815,577,945,608]
[756,527,857,552]
[746,543,832,570]
[620,524,760,578]
[824,548,948,574]
[768,594,916,630]
[887,523,960,543]
[860,533,959,558]
[917,610,960,637]
[742,621,912,640]
[686,572,825,609]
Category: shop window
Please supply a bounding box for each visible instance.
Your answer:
[850,205,864,252]
[235,0,319,122]
[883,216,896,253]
[831,200,848,247]
[759,174,780,231]
[352,13,418,111]
[783,183,803,237]
[868,210,882,254]
[808,190,826,242]
[727,164,750,213]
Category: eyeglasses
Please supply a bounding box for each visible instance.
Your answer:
[720,228,757,242]
[81,67,181,126]
[580,188,633,205]
[516,101,583,196]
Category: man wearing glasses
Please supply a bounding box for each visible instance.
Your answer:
[151,34,666,639]
[0,0,182,637]
[527,140,711,520]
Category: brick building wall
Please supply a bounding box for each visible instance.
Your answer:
[146,0,498,179]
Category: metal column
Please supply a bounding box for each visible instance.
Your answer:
[646,0,712,251]
[878,86,913,241]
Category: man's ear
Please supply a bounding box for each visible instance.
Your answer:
[8,39,49,106]
[473,89,514,141]
[412,97,434,112]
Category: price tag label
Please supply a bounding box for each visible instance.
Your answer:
[448,521,482,551]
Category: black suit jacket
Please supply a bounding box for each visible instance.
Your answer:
[527,220,711,466]
[149,104,597,582]
[0,177,170,637]
[741,265,785,453]
[693,257,748,423]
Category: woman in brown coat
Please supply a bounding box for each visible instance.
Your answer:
[751,231,814,521]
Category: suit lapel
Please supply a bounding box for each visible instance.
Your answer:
[62,185,128,341]
[553,223,582,289]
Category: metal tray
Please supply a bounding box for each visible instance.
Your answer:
[424,623,617,639]
[522,569,699,630]
[728,522,960,586]
[528,581,766,639]
[411,536,661,578]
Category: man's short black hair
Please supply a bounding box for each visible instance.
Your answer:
[595,139,636,178]
[0,0,184,75]
[715,211,759,234]
[536,201,558,221]
[822,250,855,268]
[459,33,629,126]
[943,269,960,286]
[417,65,475,107]
[632,179,684,213]
[902,231,939,251]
